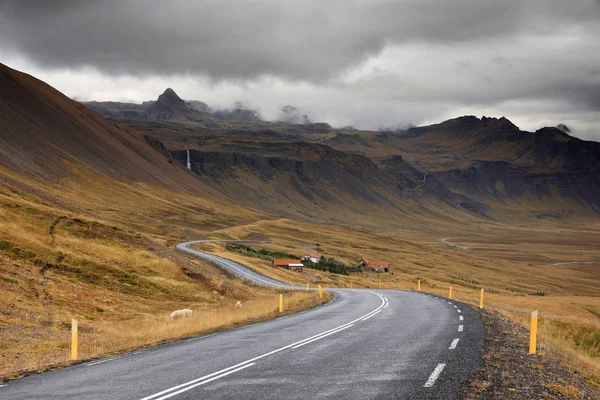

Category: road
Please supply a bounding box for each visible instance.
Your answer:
[441,237,600,266]
[1,241,484,399]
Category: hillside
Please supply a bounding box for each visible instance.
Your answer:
[2,65,600,384]
[0,63,295,376]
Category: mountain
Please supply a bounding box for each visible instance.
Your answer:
[84,88,211,124]
[318,116,600,218]
[83,90,262,125]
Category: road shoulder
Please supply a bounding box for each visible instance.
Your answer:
[464,309,599,399]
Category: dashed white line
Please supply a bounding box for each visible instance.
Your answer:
[453,305,457,308]
[457,310,461,313]
[459,316,464,321]
[449,338,460,349]
[0,385,7,388]
[458,325,464,332]
[447,301,452,304]
[423,363,446,387]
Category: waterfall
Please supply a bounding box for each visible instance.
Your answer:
[186,150,191,170]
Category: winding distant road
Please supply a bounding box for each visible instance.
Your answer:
[441,238,600,266]
[2,240,484,400]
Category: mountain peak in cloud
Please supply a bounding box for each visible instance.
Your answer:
[557,123,571,133]
[157,88,184,106]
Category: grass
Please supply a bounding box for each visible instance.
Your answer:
[0,195,328,379]
[2,154,600,385]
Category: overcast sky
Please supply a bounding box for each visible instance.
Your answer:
[1,0,600,139]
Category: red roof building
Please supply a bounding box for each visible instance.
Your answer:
[367,261,389,272]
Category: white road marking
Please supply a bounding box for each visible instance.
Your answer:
[132,351,144,355]
[277,316,290,320]
[361,310,382,321]
[423,364,446,388]
[187,333,217,342]
[292,325,354,349]
[141,292,386,400]
[86,356,122,366]
[453,305,457,308]
[0,384,7,388]
[447,302,452,304]
[459,316,464,321]
[449,339,459,349]
[383,303,389,309]
[457,310,461,313]
[151,363,256,400]
[458,325,464,332]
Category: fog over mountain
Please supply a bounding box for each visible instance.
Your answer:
[1,0,600,138]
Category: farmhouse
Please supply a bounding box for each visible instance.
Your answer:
[301,253,322,263]
[272,259,304,272]
[357,257,389,273]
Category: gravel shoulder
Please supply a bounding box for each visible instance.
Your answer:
[465,309,599,399]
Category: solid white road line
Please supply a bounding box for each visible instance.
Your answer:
[449,339,460,349]
[86,356,122,366]
[423,364,446,388]
[292,325,354,349]
[458,325,464,332]
[187,333,217,342]
[361,310,382,321]
[141,292,386,400]
[459,316,464,321]
[383,303,389,309]
[152,363,256,400]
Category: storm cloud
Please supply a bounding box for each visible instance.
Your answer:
[1,0,600,137]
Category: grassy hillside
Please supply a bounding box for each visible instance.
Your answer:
[1,63,599,385]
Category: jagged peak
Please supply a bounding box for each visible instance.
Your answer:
[156,88,184,106]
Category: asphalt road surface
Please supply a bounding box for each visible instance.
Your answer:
[2,240,484,399]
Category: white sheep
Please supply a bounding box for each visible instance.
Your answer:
[235,301,242,309]
[170,309,192,319]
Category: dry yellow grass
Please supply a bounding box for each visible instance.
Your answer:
[3,290,327,377]
[203,219,600,381]
[0,193,328,379]
[2,155,600,384]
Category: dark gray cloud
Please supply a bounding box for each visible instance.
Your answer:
[1,0,599,81]
[1,0,600,139]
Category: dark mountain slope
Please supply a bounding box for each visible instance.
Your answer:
[0,63,225,198]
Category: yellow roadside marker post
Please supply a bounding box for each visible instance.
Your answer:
[479,288,484,309]
[350,280,353,289]
[379,278,381,289]
[417,280,421,291]
[290,281,293,291]
[449,286,453,299]
[306,282,309,291]
[318,285,323,299]
[279,294,283,313]
[71,319,78,361]
[529,311,538,354]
